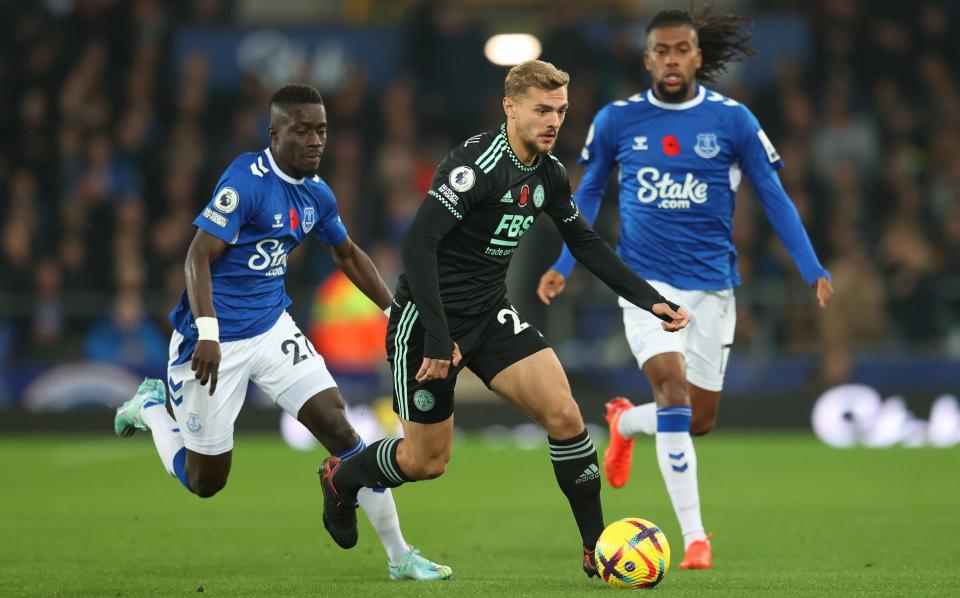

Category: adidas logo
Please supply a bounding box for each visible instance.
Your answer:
[500,190,513,203]
[575,464,600,484]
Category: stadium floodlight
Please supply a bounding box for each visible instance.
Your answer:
[484,33,542,66]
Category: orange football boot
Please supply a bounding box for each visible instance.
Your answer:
[603,397,636,488]
[679,533,713,570]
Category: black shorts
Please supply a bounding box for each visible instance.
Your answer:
[386,298,550,423]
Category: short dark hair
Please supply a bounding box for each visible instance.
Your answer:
[269,84,324,111]
[646,5,756,83]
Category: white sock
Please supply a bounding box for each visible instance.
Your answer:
[357,487,409,563]
[618,402,657,437]
[655,430,706,549]
[141,404,184,477]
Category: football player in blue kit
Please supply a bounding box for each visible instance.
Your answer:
[538,9,834,570]
[114,84,451,581]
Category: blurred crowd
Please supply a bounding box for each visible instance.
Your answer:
[0,0,957,387]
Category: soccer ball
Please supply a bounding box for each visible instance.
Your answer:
[595,518,671,589]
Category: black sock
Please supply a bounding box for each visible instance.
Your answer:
[333,437,411,498]
[549,429,604,550]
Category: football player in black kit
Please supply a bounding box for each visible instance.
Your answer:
[318,60,690,578]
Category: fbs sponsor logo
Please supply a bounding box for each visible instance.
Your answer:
[636,167,708,209]
[575,463,600,484]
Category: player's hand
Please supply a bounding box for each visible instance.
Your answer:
[652,303,691,332]
[191,340,221,396]
[537,270,566,305]
[814,277,833,308]
[415,343,462,383]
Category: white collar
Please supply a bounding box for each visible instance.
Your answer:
[265,147,304,185]
[646,85,705,110]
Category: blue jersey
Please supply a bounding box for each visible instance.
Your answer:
[169,148,347,354]
[552,85,828,290]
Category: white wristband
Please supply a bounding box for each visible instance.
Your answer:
[196,317,219,342]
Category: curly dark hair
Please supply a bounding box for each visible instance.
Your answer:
[647,5,757,83]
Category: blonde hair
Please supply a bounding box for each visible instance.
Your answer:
[504,60,570,99]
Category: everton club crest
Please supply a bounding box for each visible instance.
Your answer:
[694,133,720,159]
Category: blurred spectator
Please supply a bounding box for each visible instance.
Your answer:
[0,0,956,387]
[84,289,166,371]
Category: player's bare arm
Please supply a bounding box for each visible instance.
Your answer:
[330,236,393,311]
[185,228,228,395]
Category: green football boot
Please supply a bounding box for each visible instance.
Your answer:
[388,546,453,581]
[114,378,166,437]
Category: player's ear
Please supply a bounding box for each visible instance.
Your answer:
[503,96,514,120]
[642,48,653,72]
[268,124,278,143]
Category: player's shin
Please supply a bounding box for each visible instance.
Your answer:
[549,429,605,549]
[333,437,412,498]
[140,403,190,490]
[331,438,408,560]
[358,487,410,563]
[655,406,706,548]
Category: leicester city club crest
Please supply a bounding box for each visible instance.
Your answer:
[302,207,316,233]
[694,133,720,159]
[533,184,545,208]
[413,389,435,412]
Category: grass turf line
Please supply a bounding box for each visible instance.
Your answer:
[1,432,957,596]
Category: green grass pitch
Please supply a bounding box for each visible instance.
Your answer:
[2,432,958,596]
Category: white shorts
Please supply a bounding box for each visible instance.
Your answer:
[167,311,337,455]
[619,280,736,393]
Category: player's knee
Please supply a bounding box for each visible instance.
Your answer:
[406,455,448,480]
[541,396,584,439]
[690,414,716,436]
[190,476,227,498]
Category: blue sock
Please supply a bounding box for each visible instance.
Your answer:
[172,447,191,491]
[334,438,366,460]
[657,406,693,432]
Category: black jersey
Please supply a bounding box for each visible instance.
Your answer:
[397,124,675,359]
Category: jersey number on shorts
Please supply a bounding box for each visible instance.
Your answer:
[497,307,529,335]
[281,332,316,365]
